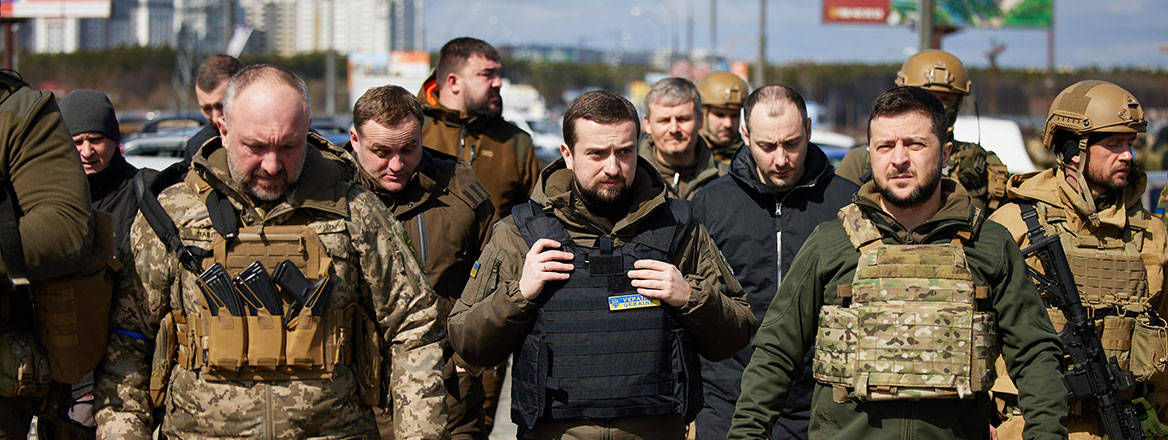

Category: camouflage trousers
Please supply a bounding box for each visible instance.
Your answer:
[377,358,505,439]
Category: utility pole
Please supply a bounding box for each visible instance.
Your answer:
[324,0,336,116]
[985,40,1006,114]
[1046,1,1056,99]
[709,0,716,57]
[917,0,934,51]
[754,0,765,86]
[686,0,693,57]
[225,0,235,49]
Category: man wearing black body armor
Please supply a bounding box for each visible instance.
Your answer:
[448,90,755,439]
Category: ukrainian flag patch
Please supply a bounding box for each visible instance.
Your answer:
[608,294,661,311]
[470,261,480,278]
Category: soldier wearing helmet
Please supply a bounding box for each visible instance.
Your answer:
[697,71,749,163]
[988,80,1168,440]
[836,50,1009,211]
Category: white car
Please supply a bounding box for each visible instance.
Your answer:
[953,116,1036,173]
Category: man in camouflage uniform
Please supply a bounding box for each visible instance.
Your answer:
[696,71,749,163]
[729,87,1067,440]
[346,85,496,439]
[639,77,727,200]
[836,50,1008,211]
[94,65,446,439]
[990,80,1168,440]
[0,72,98,439]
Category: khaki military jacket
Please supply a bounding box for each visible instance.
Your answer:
[989,167,1168,429]
[836,140,1008,211]
[418,80,539,216]
[638,135,728,200]
[447,156,756,370]
[94,137,446,440]
[730,180,1067,440]
[351,146,496,319]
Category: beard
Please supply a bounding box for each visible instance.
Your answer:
[466,90,502,120]
[877,163,943,208]
[573,176,631,218]
[227,152,305,202]
[1084,162,1129,195]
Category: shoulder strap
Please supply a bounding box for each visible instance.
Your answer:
[836,203,882,252]
[629,199,693,257]
[1018,202,1048,244]
[510,200,572,249]
[133,173,210,275]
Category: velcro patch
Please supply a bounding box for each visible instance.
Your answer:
[470,261,480,278]
[608,294,660,311]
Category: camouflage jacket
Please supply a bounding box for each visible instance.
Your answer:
[702,132,744,164]
[835,140,1008,211]
[729,179,1068,440]
[94,136,446,440]
[638,135,728,201]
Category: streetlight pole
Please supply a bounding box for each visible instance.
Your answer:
[918,0,934,51]
[754,0,765,86]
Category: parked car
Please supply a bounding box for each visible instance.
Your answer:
[953,116,1036,173]
[122,127,199,171]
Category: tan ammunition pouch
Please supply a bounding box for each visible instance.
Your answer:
[813,204,998,402]
[30,211,120,385]
[1032,204,1166,382]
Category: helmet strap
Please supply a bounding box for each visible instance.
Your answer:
[1058,137,1100,226]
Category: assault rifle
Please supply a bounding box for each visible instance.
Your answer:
[1019,204,1143,440]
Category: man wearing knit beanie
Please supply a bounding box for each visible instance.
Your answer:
[59,89,122,175]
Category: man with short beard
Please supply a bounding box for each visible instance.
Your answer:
[640,77,727,200]
[730,86,1067,440]
[448,90,754,439]
[95,65,446,439]
[418,37,539,217]
[988,81,1168,440]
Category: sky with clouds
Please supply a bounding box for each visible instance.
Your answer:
[423,0,1168,70]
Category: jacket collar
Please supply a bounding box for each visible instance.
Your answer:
[1006,166,1146,231]
[532,156,668,236]
[88,153,136,199]
[853,178,982,244]
[350,146,453,218]
[728,141,833,197]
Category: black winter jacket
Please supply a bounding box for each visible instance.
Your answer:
[691,144,857,440]
[89,153,153,256]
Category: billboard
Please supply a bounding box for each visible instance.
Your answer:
[1,0,111,18]
[824,0,1052,28]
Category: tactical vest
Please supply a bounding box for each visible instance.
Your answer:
[508,200,702,431]
[813,204,999,401]
[1019,202,1167,382]
[137,171,377,398]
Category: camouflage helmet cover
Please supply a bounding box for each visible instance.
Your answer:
[1042,80,1147,150]
[895,49,971,96]
[697,70,749,109]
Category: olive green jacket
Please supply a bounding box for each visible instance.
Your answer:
[730,179,1067,440]
[447,156,755,369]
[639,135,728,200]
[0,74,93,281]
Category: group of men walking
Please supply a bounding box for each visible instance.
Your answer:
[0,34,1163,440]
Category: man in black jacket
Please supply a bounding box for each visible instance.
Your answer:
[691,85,858,440]
[182,54,243,161]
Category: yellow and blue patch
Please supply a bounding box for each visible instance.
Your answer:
[470,261,480,278]
[608,294,661,311]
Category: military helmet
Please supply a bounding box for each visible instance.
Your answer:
[697,71,749,109]
[895,50,971,96]
[1041,80,1146,151]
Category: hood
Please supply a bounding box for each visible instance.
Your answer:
[530,155,668,236]
[728,141,833,197]
[189,131,354,221]
[1005,165,1146,230]
[418,71,441,107]
[853,178,982,243]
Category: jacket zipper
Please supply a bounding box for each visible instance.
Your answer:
[482,259,502,299]
[459,125,475,164]
[416,212,428,265]
[775,200,783,286]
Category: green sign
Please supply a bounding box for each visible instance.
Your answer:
[889,0,1052,28]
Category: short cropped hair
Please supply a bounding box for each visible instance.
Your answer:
[436,37,500,88]
[195,54,243,92]
[222,64,309,123]
[563,90,640,150]
[867,86,947,144]
[353,85,424,133]
[644,77,701,117]
[742,84,808,131]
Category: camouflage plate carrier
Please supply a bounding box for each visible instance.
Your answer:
[813,204,999,401]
